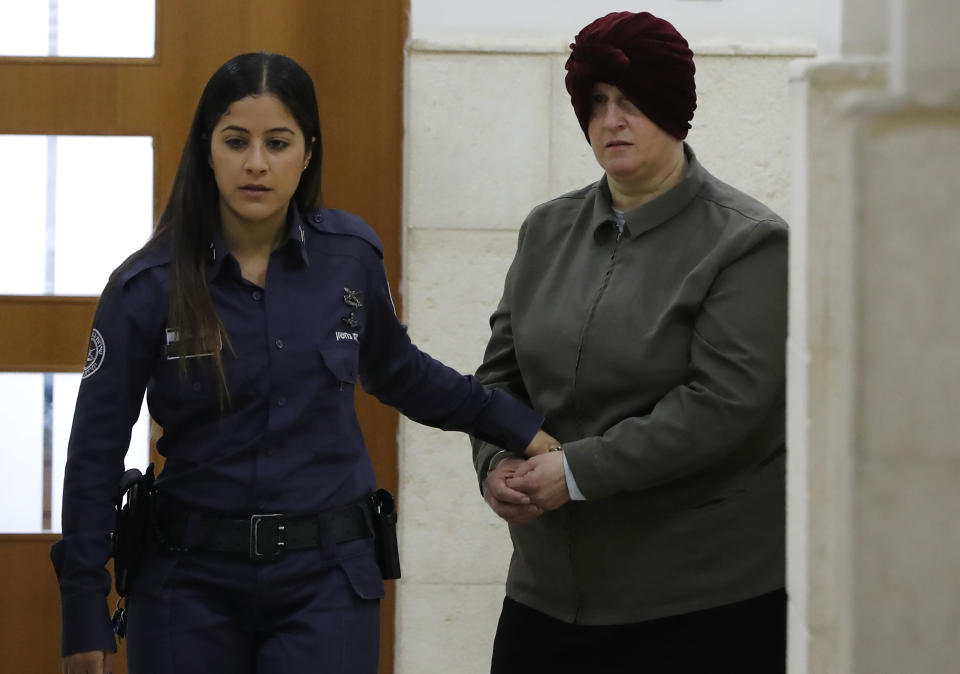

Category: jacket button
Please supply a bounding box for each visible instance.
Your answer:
[275,339,284,349]
[312,212,323,223]
[276,397,286,407]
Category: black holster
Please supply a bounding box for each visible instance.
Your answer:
[369,488,401,580]
[111,463,156,598]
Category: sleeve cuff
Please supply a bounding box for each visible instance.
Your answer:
[562,452,586,501]
[474,389,543,454]
[60,591,117,657]
[560,436,611,500]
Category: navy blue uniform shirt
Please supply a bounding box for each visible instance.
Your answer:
[51,206,543,656]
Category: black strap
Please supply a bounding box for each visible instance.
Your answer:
[154,496,372,561]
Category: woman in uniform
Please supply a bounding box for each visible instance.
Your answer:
[53,52,556,674]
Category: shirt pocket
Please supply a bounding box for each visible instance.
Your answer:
[319,344,359,390]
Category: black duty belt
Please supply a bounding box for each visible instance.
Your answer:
[154,496,373,561]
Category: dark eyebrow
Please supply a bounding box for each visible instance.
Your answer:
[220,125,296,135]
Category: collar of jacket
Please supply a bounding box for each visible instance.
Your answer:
[591,142,705,242]
[206,203,311,278]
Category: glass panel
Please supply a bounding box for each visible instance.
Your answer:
[0,374,44,532]
[54,136,154,294]
[58,0,156,58]
[0,135,154,296]
[0,0,155,58]
[0,1,48,57]
[0,135,47,293]
[0,372,150,534]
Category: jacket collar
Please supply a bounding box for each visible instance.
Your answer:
[591,143,704,241]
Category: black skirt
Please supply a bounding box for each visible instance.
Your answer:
[491,589,787,674]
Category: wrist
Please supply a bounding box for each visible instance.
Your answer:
[487,449,512,475]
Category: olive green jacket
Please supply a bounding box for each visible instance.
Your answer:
[472,147,787,624]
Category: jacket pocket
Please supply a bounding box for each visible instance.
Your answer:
[692,488,747,511]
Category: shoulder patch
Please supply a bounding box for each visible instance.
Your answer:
[83,329,106,379]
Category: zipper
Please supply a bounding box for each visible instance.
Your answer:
[567,225,622,623]
[570,225,623,436]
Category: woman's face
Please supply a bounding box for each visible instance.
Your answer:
[587,82,679,184]
[209,93,312,232]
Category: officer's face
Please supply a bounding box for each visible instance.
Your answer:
[209,94,312,235]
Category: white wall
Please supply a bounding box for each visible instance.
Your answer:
[399,2,816,673]
[411,0,819,51]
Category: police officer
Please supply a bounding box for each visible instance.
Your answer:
[52,52,557,674]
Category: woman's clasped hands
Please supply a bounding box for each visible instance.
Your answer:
[485,430,571,525]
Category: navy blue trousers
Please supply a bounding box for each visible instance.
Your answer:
[491,589,787,674]
[125,538,383,674]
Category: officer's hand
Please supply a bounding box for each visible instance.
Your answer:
[62,650,114,674]
[484,457,543,525]
[523,429,561,457]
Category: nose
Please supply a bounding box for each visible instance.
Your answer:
[601,102,625,129]
[245,142,268,174]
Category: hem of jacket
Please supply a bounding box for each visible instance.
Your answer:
[504,576,786,626]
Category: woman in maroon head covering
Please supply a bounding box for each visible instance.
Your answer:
[470,11,788,673]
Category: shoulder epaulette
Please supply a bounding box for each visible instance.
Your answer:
[303,209,384,257]
[109,239,172,289]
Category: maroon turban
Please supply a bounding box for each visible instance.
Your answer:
[565,11,696,141]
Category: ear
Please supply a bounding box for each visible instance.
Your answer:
[304,137,315,168]
[208,154,214,169]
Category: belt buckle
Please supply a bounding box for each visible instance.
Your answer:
[249,513,286,560]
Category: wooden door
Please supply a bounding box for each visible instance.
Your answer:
[0,2,406,672]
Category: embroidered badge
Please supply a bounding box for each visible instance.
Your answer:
[335,331,360,343]
[83,329,106,379]
[341,312,360,329]
[343,288,363,308]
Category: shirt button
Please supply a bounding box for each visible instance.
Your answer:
[276,397,286,407]
[275,338,284,349]
[312,213,323,223]
[257,501,267,510]
[191,382,201,392]
[252,290,262,301]
[266,447,277,456]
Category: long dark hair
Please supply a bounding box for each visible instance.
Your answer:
[149,52,323,396]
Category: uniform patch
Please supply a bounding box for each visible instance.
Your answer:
[343,288,363,308]
[335,331,360,343]
[341,312,360,329]
[83,329,106,379]
[163,327,222,360]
